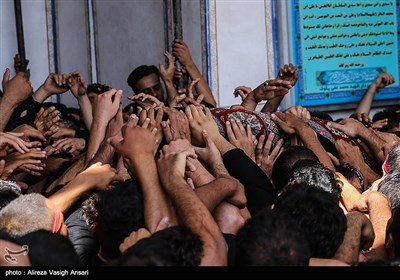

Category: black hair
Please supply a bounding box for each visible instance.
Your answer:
[235,208,311,266]
[92,179,145,260]
[113,226,203,266]
[373,107,400,132]
[86,83,111,95]
[290,159,342,202]
[310,110,333,122]
[127,65,160,93]
[274,182,347,258]
[16,230,81,266]
[271,146,319,191]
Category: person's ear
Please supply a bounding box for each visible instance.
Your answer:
[91,222,99,237]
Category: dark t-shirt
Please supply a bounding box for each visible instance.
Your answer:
[65,207,101,266]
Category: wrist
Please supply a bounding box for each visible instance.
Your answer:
[33,86,50,102]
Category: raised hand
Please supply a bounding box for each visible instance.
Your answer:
[67,71,87,98]
[4,148,47,176]
[271,111,308,136]
[93,88,123,124]
[233,86,252,101]
[50,138,86,155]
[128,93,164,110]
[159,51,176,84]
[372,72,395,89]
[33,73,71,102]
[327,118,365,138]
[11,124,46,143]
[163,107,191,142]
[193,129,224,172]
[255,133,284,178]
[226,119,256,161]
[349,112,372,125]
[34,107,62,137]
[283,106,311,121]
[109,124,158,162]
[75,162,123,190]
[0,131,35,154]
[2,68,33,106]
[277,63,298,86]
[172,38,194,67]
[185,105,219,146]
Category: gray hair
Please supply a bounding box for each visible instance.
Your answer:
[378,170,400,210]
[0,193,54,238]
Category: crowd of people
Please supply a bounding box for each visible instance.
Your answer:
[0,37,399,267]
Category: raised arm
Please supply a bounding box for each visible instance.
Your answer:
[272,111,335,171]
[67,71,92,131]
[173,38,217,107]
[110,120,177,233]
[157,146,227,265]
[355,73,395,115]
[261,63,298,113]
[85,88,122,164]
[241,78,292,112]
[32,73,70,103]
[49,162,123,213]
[0,69,33,131]
[159,51,179,105]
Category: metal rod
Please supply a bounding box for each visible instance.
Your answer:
[172,0,182,39]
[172,0,187,90]
[13,0,28,71]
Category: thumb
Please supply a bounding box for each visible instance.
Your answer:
[155,216,170,232]
[327,152,340,166]
[107,134,123,149]
[326,121,342,131]
[2,68,10,84]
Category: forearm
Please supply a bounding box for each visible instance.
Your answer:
[0,100,17,131]
[32,86,51,103]
[333,212,362,265]
[194,177,237,212]
[185,63,216,107]
[163,78,179,105]
[85,122,107,164]
[358,128,387,163]
[49,176,92,213]
[212,135,237,156]
[298,126,335,171]
[261,96,284,113]
[88,140,115,167]
[364,192,391,260]
[338,177,362,211]
[132,155,177,232]
[163,175,227,266]
[241,92,258,111]
[358,162,380,187]
[45,154,86,193]
[185,158,215,186]
[77,96,93,131]
[356,84,377,115]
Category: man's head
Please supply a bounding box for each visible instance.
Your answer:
[0,193,67,238]
[86,83,111,105]
[235,208,311,266]
[127,65,165,102]
[274,182,347,258]
[114,226,203,266]
[83,179,145,261]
